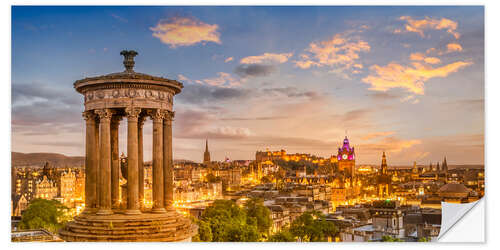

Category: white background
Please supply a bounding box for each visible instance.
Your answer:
[0,0,496,249]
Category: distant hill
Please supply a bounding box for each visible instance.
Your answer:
[11,152,84,168]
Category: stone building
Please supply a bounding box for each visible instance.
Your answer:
[34,175,58,200]
[60,170,76,207]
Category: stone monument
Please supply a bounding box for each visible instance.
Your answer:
[59,50,196,242]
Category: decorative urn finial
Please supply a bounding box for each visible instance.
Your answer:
[120,50,138,72]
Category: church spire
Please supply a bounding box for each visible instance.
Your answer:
[203,139,211,165]
[442,156,448,172]
[381,151,387,174]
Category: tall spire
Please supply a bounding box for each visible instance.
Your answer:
[442,156,448,172]
[381,151,387,174]
[203,139,211,165]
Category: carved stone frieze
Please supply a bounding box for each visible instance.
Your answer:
[84,88,173,103]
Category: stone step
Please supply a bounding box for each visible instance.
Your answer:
[59,227,195,242]
[70,218,182,228]
[64,222,188,235]
[58,212,197,242]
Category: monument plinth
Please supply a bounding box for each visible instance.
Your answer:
[59,50,196,242]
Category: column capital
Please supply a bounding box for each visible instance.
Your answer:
[125,107,142,122]
[163,110,175,124]
[95,109,113,122]
[82,111,97,124]
[149,109,165,123]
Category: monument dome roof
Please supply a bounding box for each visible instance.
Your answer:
[73,50,183,94]
[438,183,470,193]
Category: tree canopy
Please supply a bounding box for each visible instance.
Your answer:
[195,199,270,242]
[19,198,71,233]
[288,211,338,242]
[268,230,295,242]
[381,235,404,242]
[244,198,272,236]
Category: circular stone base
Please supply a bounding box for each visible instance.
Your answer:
[58,210,197,242]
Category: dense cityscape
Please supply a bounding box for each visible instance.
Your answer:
[11,5,484,243]
[11,136,484,242]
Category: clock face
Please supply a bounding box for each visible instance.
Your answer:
[342,154,348,160]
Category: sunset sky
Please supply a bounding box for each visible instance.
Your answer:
[11,6,484,165]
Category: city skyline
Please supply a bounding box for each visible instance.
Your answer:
[12,6,484,165]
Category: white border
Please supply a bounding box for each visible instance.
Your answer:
[2,1,497,249]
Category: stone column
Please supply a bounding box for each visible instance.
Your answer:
[94,117,100,210]
[125,107,142,215]
[138,116,145,210]
[151,109,166,213]
[163,111,174,209]
[111,116,122,209]
[95,108,113,215]
[82,111,97,214]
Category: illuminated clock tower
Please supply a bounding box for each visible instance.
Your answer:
[337,136,355,177]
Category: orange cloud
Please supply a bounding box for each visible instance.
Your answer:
[424,57,441,64]
[446,43,463,53]
[150,17,221,48]
[360,136,422,153]
[224,57,234,63]
[362,60,472,94]
[409,53,441,64]
[200,72,242,88]
[409,52,425,61]
[240,52,293,64]
[294,33,370,76]
[397,16,460,39]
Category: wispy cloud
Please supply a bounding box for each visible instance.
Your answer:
[359,136,422,153]
[224,57,234,63]
[110,13,128,23]
[150,16,221,48]
[198,72,242,88]
[240,52,293,64]
[174,109,254,139]
[176,82,252,105]
[446,42,463,53]
[234,64,277,78]
[363,48,472,95]
[294,32,370,78]
[409,52,441,64]
[361,131,395,140]
[395,16,460,39]
[426,43,463,56]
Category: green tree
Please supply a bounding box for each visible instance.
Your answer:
[268,230,295,242]
[244,198,272,236]
[198,200,260,242]
[193,220,213,242]
[381,235,403,242]
[19,199,71,233]
[289,211,338,242]
[418,237,430,242]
